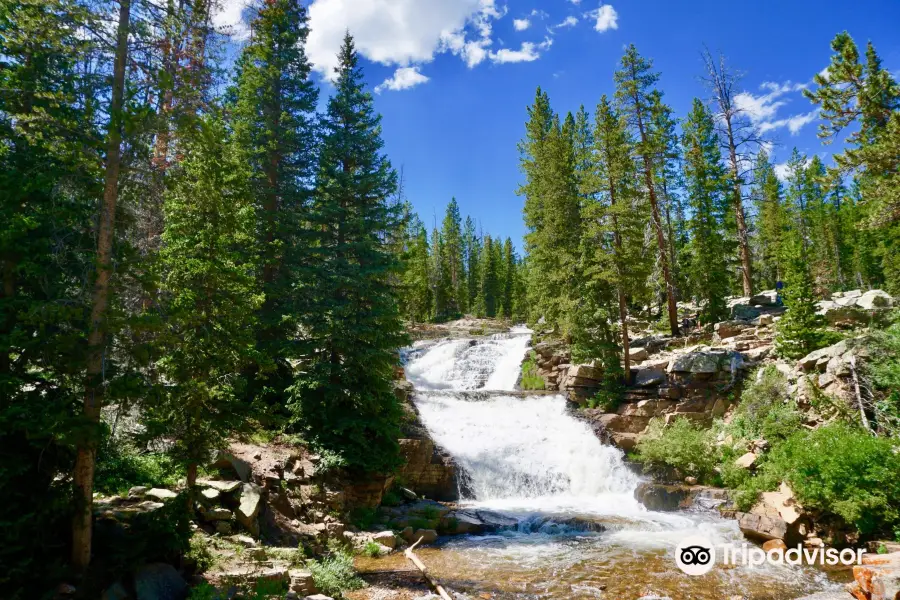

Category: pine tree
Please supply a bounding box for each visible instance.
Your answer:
[501,238,515,319]
[440,198,465,315]
[775,231,825,359]
[518,89,582,335]
[478,235,499,317]
[582,95,649,383]
[751,150,785,289]
[149,116,262,502]
[463,216,480,312]
[292,34,404,472]
[230,0,319,399]
[400,217,432,323]
[682,99,730,324]
[614,45,680,335]
[429,226,448,319]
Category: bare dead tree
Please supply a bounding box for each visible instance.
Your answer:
[701,48,765,297]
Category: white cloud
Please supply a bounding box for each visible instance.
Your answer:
[553,16,579,29]
[589,4,618,32]
[734,80,807,124]
[374,66,430,93]
[307,0,504,77]
[513,18,531,31]
[531,9,549,19]
[759,110,819,135]
[212,0,250,39]
[569,0,582,4]
[490,38,553,64]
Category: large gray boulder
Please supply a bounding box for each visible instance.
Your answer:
[236,482,263,535]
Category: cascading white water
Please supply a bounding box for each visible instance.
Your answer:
[394,328,841,598]
[406,327,644,514]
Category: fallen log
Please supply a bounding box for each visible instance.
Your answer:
[404,537,453,600]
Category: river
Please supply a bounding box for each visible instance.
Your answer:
[362,327,846,599]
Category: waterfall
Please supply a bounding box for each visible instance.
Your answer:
[406,327,643,515]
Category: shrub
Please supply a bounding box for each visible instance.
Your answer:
[759,423,900,535]
[519,352,545,390]
[94,436,185,496]
[350,507,378,530]
[186,534,216,573]
[307,549,364,597]
[381,488,402,507]
[362,541,381,557]
[187,582,218,600]
[725,366,801,444]
[635,418,717,481]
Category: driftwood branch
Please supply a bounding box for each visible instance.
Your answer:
[404,537,453,600]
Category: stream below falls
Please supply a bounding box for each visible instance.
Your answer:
[358,327,849,599]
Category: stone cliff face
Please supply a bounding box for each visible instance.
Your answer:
[393,379,460,501]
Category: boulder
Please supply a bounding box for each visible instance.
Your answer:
[762,539,788,553]
[200,488,220,501]
[854,552,900,600]
[757,314,775,326]
[288,570,316,595]
[412,529,438,544]
[634,482,692,511]
[201,507,232,522]
[798,341,847,371]
[669,350,726,374]
[735,511,788,541]
[750,291,777,306]
[734,452,758,469]
[236,483,263,536]
[567,363,604,382]
[371,531,397,549]
[145,488,178,501]
[447,510,486,534]
[715,321,750,340]
[629,347,649,362]
[128,486,149,497]
[211,450,252,482]
[857,289,893,310]
[197,479,242,493]
[633,367,667,387]
[474,510,518,530]
[133,563,188,600]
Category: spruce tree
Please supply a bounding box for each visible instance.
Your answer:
[440,198,465,315]
[400,217,432,323]
[464,217,481,312]
[292,34,404,472]
[501,238,515,319]
[614,45,680,335]
[775,231,825,359]
[230,0,319,403]
[682,99,730,324]
[149,116,262,500]
[751,150,786,289]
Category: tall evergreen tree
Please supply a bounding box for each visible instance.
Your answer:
[751,150,786,289]
[775,231,825,359]
[614,45,680,335]
[148,117,262,502]
[682,99,730,324]
[400,217,432,323]
[463,216,481,312]
[230,0,319,396]
[291,35,404,472]
[441,198,465,314]
[501,238,515,319]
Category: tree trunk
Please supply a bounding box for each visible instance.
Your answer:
[72,0,131,571]
[726,119,753,295]
[641,153,678,337]
[609,178,631,385]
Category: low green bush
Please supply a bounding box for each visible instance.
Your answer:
[724,366,801,444]
[94,435,185,495]
[635,418,717,482]
[350,506,378,530]
[362,541,381,557]
[758,423,900,535]
[307,549,364,597]
[520,351,545,390]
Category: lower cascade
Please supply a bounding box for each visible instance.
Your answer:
[396,326,843,600]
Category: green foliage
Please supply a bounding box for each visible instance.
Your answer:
[186,534,216,573]
[635,418,717,481]
[723,367,801,444]
[306,549,364,597]
[289,35,405,473]
[758,423,900,534]
[381,488,403,507]
[94,438,185,495]
[362,541,382,557]
[350,506,378,530]
[519,352,546,390]
[188,582,219,600]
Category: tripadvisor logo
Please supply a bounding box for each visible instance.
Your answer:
[674,535,867,575]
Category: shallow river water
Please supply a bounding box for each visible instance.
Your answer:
[361,328,849,599]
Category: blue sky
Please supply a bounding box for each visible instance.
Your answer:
[217,0,900,247]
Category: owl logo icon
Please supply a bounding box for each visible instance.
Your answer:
[675,535,716,575]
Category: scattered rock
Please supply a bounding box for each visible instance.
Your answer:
[200,488,220,501]
[145,488,178,501]
[762,539,788,553]
[629,347,650,362]
[133,563,188,600]
[236,483,263,535]
[128,486,149,497]
[211,450,252,482]
[371,531,397,549]
[735,511,788,541]
[197,479,242,493]
[734,452,758,469]
[202,507,233,522]
[412,529,438,544]
[288,569,317,595]
[757,314,775,326]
